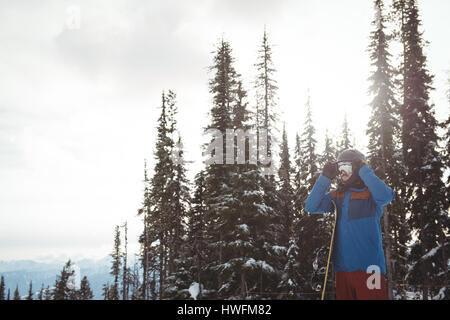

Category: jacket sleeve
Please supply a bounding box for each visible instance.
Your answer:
[358,165,395,207]
[305,174,333,214]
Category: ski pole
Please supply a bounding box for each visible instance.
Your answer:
[321,199,337,300]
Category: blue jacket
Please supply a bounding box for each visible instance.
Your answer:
[305,165,395,275]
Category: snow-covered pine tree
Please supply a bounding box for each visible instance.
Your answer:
[165,92,189,278]
[276,125,300,297]
[187,170,208,299]
[366,0,409,299]
[443,77,450,212]
[163,135,192,299]
[292,132,305,286]
[202,38,240,298]
[396,0,449,299]
[128,260,142,300]
[136,92,180,300]
[277,124,294,250]
[13,285,20,300]
[315,130,340,295]
[321,130,337,168]
[253,29,282,296]
[109,225,121,300]
[37,284,44,300]
[53,260,75,300]
[0,275,5,300]
[26,281,33,300]
[254,27,279,219]
[255,28,279,159]
[102,283,110,300]
[202,39,277,299]
[293,133,304,219]
[336,113,353,155]
[296,93,328,296]
[148,91,181,299]
[44,286,51,300]
[441,75,450,188]
[137,159,156,299]
[279,238,302,299]
[299,94,319,192]
[442,83,450,293]
[229,80,277,299]
[121,221,129,300]
[78,276,94,300]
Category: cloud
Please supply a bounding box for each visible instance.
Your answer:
[53,1,210,90]
[209,0,291,23]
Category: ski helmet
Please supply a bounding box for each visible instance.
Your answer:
[337,149,366,163]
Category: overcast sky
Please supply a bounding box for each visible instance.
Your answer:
[0,0,449,261]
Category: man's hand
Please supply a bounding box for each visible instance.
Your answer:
[352,159,367,174]
[322,162,338,180]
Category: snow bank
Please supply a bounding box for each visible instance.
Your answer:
[189,282,200,300]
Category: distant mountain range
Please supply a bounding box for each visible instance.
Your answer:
[0,256,114,300]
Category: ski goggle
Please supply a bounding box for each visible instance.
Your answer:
[338,161,353,175]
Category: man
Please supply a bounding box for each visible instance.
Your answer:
[305,149,394,300]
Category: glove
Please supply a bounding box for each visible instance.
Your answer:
[352,159,367,174]
[322,162,338,180]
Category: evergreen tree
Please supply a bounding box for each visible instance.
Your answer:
[396,0,449,299]
[337,113,353,154]
[441,75,450,188]
[366,0,408,299]
[129,260,142,300]
[137,159,154,299]
[202,38,240,298]
[110,225,121,300]
[291,132,306,283]
[279,237,302,299]
[121,221,129,300]
[293,132,304,217]
[136,90,189,300]
[231,80,278,299]
[78,276,94,300]
[102,283,110,300]
[276,125,301,297]
[201,38,278,299]
[165,92,189,279]
[299,93,319,192]
[37,284,44,300]
[44,286,51,300]
[296,93,319,207]
[296,93,328,296]
[0,275,5,300]
[26,281,33,300]
[13,285,20,300]
[442,78,450,218]
[207,39,237,134]
[53,260,75,300]
[187,170,208,299]
[164,135,192,299]
[254,28,279,159]
[277,124,294,249]
[148,91,178,299]
[253,29,282,297]
[320,130,337,168]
